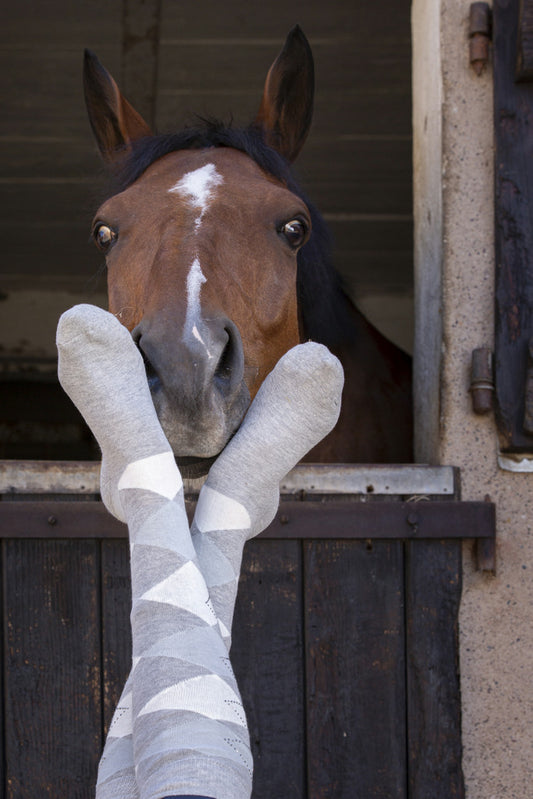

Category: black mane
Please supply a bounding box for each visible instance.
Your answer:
[112,120,353,349]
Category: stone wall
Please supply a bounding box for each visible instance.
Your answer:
[412,1,533,795]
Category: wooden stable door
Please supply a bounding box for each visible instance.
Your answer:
[494,0,533,451]
[0,463,494,798]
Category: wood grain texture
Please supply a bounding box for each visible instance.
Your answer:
[231,539,306,799]
[305,539,406,798]
[517,0,533,79]
[406,540,464,798]
[0,483,468,795]
[0,543,4,799]
[3,538,101,798]
[494,0,533,450]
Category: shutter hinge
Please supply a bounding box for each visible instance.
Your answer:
[470,347,494,414]
[469,2,492,76]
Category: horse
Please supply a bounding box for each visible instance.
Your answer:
[83,26,412,477]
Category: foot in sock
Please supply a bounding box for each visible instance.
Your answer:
[57,305,253,799]
[56,304,176,522]
[192,341,344,645]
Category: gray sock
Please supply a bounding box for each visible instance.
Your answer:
[192,342,344,644]
[57,304,173,523]
[57,305,252,799]
[92,341,343,795]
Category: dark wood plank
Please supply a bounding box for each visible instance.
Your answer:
[122,0,162,126]
[0,499,496,541]
[406,540,464,798]
[161,0,411,42]
[1,0,121,49]
[493,0,533,450]
[517,0,533,80]
[157,0,412,137]
[0,140,100,181]
[231,539,306,799]
[0,542,5,799]
[3,538,101,798]
[297,138,412,216]
[156,85,411,142]
[0,48,116,140]
[101,540,132,735]
[157,42,410,102]
[305,539,406,799]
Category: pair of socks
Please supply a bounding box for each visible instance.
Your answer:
[56,305,343,799]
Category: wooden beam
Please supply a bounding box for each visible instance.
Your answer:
[0,499,495,541]
[0,460,456,496]
[121,0,162,127]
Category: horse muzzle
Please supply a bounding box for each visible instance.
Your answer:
[132,315,251,466]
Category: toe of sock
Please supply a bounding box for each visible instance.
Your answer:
[57,304,129,348]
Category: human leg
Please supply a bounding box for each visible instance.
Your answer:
[57,306,252,799]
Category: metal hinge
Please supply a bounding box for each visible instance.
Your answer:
[469,2,492,75]
[470,347,494,414]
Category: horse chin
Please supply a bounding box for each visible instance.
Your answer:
[153,384,251,477]
[175,454,219,479]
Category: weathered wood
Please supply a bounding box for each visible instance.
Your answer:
[493,0,533,450]
[406,540,464,798]
[0,543,4,799]
[101,540,132,735]
[0,458,472,795]
[517,0,533,80]
[231,539,306,799]
[0,461,456,497]
[3,539,101,798]
[0,499,496,542]
[121,0,162,126]
[305,539,406,798]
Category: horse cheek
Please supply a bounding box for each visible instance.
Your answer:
[251,276,300,392]
[107,263,145,331]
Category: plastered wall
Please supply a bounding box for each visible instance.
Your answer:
[412,1,533,796]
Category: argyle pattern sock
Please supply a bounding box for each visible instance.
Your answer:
[90,339,343,797]
[57,305,252,799]
[191,342,344,646]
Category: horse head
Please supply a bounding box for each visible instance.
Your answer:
[84,28,316,475]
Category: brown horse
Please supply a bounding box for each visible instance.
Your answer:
[83,26,412,476]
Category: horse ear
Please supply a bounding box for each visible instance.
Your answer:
[83,49,152,163]
[254,26,314,163]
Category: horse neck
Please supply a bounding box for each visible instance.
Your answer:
[305,290,413,463]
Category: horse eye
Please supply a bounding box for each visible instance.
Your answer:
[281,219,308,249]
[94,224,117,252]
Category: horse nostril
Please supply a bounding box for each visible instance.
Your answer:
[144,357,160,391]
[214,323,244,396]
[132,326,161,392]
[215,333,232,383]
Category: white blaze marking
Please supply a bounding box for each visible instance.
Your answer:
[168,162,223,230]
[168,163,224,346]
[192,323,214,359]
[185,257,208,340]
